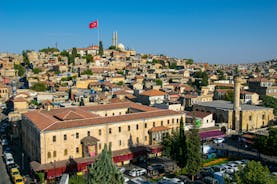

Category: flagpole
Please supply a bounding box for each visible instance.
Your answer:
[97,19,100,44]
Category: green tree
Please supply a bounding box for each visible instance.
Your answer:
[254,134,268,158]
[39,47,59,53]
[85,54,94,64]
[194,71,208,87]
[162,117,187,168]
[155,79,163,86]
[81,69,93,75]
[72,47,78,58]
[186,127,202,181]
[30,82,47,92]
[262,95,277,115]
[33,68,42,74]
[224,90,234,102]
[22,50,31,66]
[267,128,277,156]
[186,59,194,65]
[14,64,26,77]
[169,62,177,69]
[88,144,124,184]
[234,160,274,184]
[217,69,226,80]
[69,175,86,184]
[99,41,104,56]
[117,81,124,86]
[60,50,69,57]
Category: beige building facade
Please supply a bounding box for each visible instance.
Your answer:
[22,102,183,165]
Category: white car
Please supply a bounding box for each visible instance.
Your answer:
[123,175,129,184]
[5,155,15,166]
[213,138,224,144]
[130,177,151,184]
[1,138,8,146]
[158,177,184,184]
[128,168,147,177]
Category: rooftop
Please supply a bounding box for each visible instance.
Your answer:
[23,102,182,132]
[196,100,272,111]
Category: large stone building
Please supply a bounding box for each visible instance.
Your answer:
[22,102,183,178]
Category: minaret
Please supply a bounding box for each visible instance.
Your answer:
[112,32,115,46]
[115,31,118,48]
[233,76,242,132]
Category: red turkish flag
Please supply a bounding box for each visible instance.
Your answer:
[89,20,98,29]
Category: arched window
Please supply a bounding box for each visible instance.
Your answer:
[53,151,56,157]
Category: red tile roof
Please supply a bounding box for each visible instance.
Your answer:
[140,89,165,96]
[148,126,171,132]
[23,102,182,131]
[186,111,211,119]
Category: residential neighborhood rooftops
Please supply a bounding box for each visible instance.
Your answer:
[140,89,165,96]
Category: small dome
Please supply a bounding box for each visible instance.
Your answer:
[117,43,125,51]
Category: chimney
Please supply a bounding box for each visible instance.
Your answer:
[233,76,241,132]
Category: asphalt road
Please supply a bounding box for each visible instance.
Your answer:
[0,144,12,184]
[209,137,277,164]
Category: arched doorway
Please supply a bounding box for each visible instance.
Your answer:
[81,136,99,157]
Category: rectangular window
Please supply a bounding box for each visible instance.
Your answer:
[136,137,139,144]
[118,126,121,133]
[172,119,175,124]
[64,149,68,156]
[76,147,79,153]
[87,131,90,136]
[145,136,147,141]
[249,116,252,121]
[167,120,170,124]
[119,140,122,146]
[99,129,102,136]
[64,134,67,141]
[177,119,179,123]
[144,123,147,128]
[109,128,112,134]
[161,121,163,126]
[153,122,155,127]
[136,124,139,130]
[53,151,56,157]
[76,132,79,139]
[53,136,56,142]
[262,114,265,120]
[128,125,130,131]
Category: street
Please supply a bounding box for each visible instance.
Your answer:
[0,144,12,184]
[209,136,277,165]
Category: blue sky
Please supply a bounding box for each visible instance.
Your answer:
[0,0,276,64]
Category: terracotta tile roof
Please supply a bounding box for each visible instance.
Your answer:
[148,126,171,132]
[13,97,28,102]
[23,102,183,131]
[186,111,212,119]
[140,89,165,96]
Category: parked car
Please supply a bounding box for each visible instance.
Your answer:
[4,153,15,166]
[203,176,219,184]
[10,168,20,179]
[1,138,8,146]
[130,177,151,184]
[213,138,224,144]
[128,168,147,177]
[158,177,184,184]
[13,174,24,184]
[212,165,226,173]
[123,175,129,184]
